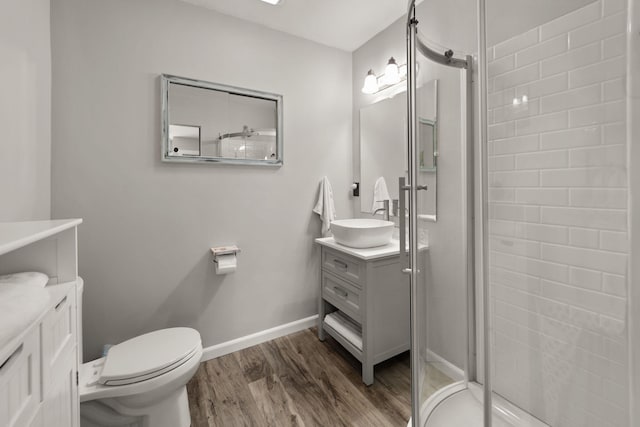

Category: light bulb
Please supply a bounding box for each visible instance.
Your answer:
[384,57,400,85]
[362,70,379,94]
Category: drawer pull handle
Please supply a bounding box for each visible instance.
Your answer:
[333,259,348,270]
[55,296,68,311]
[0,344,23,374]
[333,287,348,298]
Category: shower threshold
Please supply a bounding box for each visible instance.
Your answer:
[409,382,549,427]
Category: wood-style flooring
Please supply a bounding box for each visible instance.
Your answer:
[187,328,409,426]
[186,327,453,427]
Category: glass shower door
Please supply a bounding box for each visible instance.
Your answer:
[405,2,476,425]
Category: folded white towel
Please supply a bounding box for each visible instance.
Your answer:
[0,284,50,349]
[0,272,49,288]
[324,311,362,351]
[313,176,336,237]
[371,176,392,213]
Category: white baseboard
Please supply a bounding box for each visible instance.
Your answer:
[201,315,319,362]
[426,348,465,381]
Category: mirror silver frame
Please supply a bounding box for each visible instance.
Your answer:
[161,74,284,166]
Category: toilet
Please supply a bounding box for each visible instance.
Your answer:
[79,327,203,427]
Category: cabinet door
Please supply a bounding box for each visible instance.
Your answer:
[42,288,76,396]
[40,347,77,427]
[0,329,41,427]
[41,286,79,427]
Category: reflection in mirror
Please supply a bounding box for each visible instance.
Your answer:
[419,118,436,171]
[417,80,438,220]
[161,74,283,165]
[360,79,438,219]
[360,92,406,214]
[169,124,201,157]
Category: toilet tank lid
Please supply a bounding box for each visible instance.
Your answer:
[99,327,201,384]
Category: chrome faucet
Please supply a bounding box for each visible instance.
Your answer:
[373,200,390,221]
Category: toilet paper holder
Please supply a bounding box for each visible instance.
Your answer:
[210,245,241,263]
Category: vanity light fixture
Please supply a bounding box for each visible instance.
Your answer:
[362,70,379,94]
[361,58,408,95]
[384,57,400,85]
[259,0,281,4]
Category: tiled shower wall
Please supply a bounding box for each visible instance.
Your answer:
[486,1,628,426]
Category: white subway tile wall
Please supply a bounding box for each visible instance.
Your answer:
[487,1,628,426]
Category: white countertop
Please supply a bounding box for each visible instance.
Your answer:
[0,219,83,256]
[315,237,428,261]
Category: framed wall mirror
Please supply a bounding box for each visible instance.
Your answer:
[360,79,438,219]
[360,91,407,214]
[161,74,283,166]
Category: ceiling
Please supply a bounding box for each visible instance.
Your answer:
[180,0,422,52]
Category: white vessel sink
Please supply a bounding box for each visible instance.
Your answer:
[331,218,394,249]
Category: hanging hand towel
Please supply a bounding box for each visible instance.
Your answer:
[313,176,336,237]
[371,176,392,213]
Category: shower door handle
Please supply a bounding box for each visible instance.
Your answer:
[399,177,427,274]
[399,177,410,271]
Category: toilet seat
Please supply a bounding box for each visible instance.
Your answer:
[99,327,201,386]
[101,346,200,386]
[80,327,203,403]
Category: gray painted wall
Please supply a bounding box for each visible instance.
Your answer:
[51,0,353,360]
[0,0,51,221]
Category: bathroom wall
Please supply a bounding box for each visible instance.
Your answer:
[353,0,477,371]
[487,0,603,46]
[486,1,629,425]
[51,0,353,360]
[0,0,51,221]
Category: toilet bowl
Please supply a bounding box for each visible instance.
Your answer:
[79,327,203,427]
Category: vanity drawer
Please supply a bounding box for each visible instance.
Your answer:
[322,248,364,288]
[0,327,41,427]
[42,287,76,397]
[322,272,362,323]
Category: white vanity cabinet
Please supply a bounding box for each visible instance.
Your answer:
[0,220,82,427]
[316,238,410,385]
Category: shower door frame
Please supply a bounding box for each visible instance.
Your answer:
[404,1,479,425]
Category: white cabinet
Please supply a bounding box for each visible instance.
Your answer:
[0,327,41,427]
[0,220,82,427]
[316,238,410,385]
